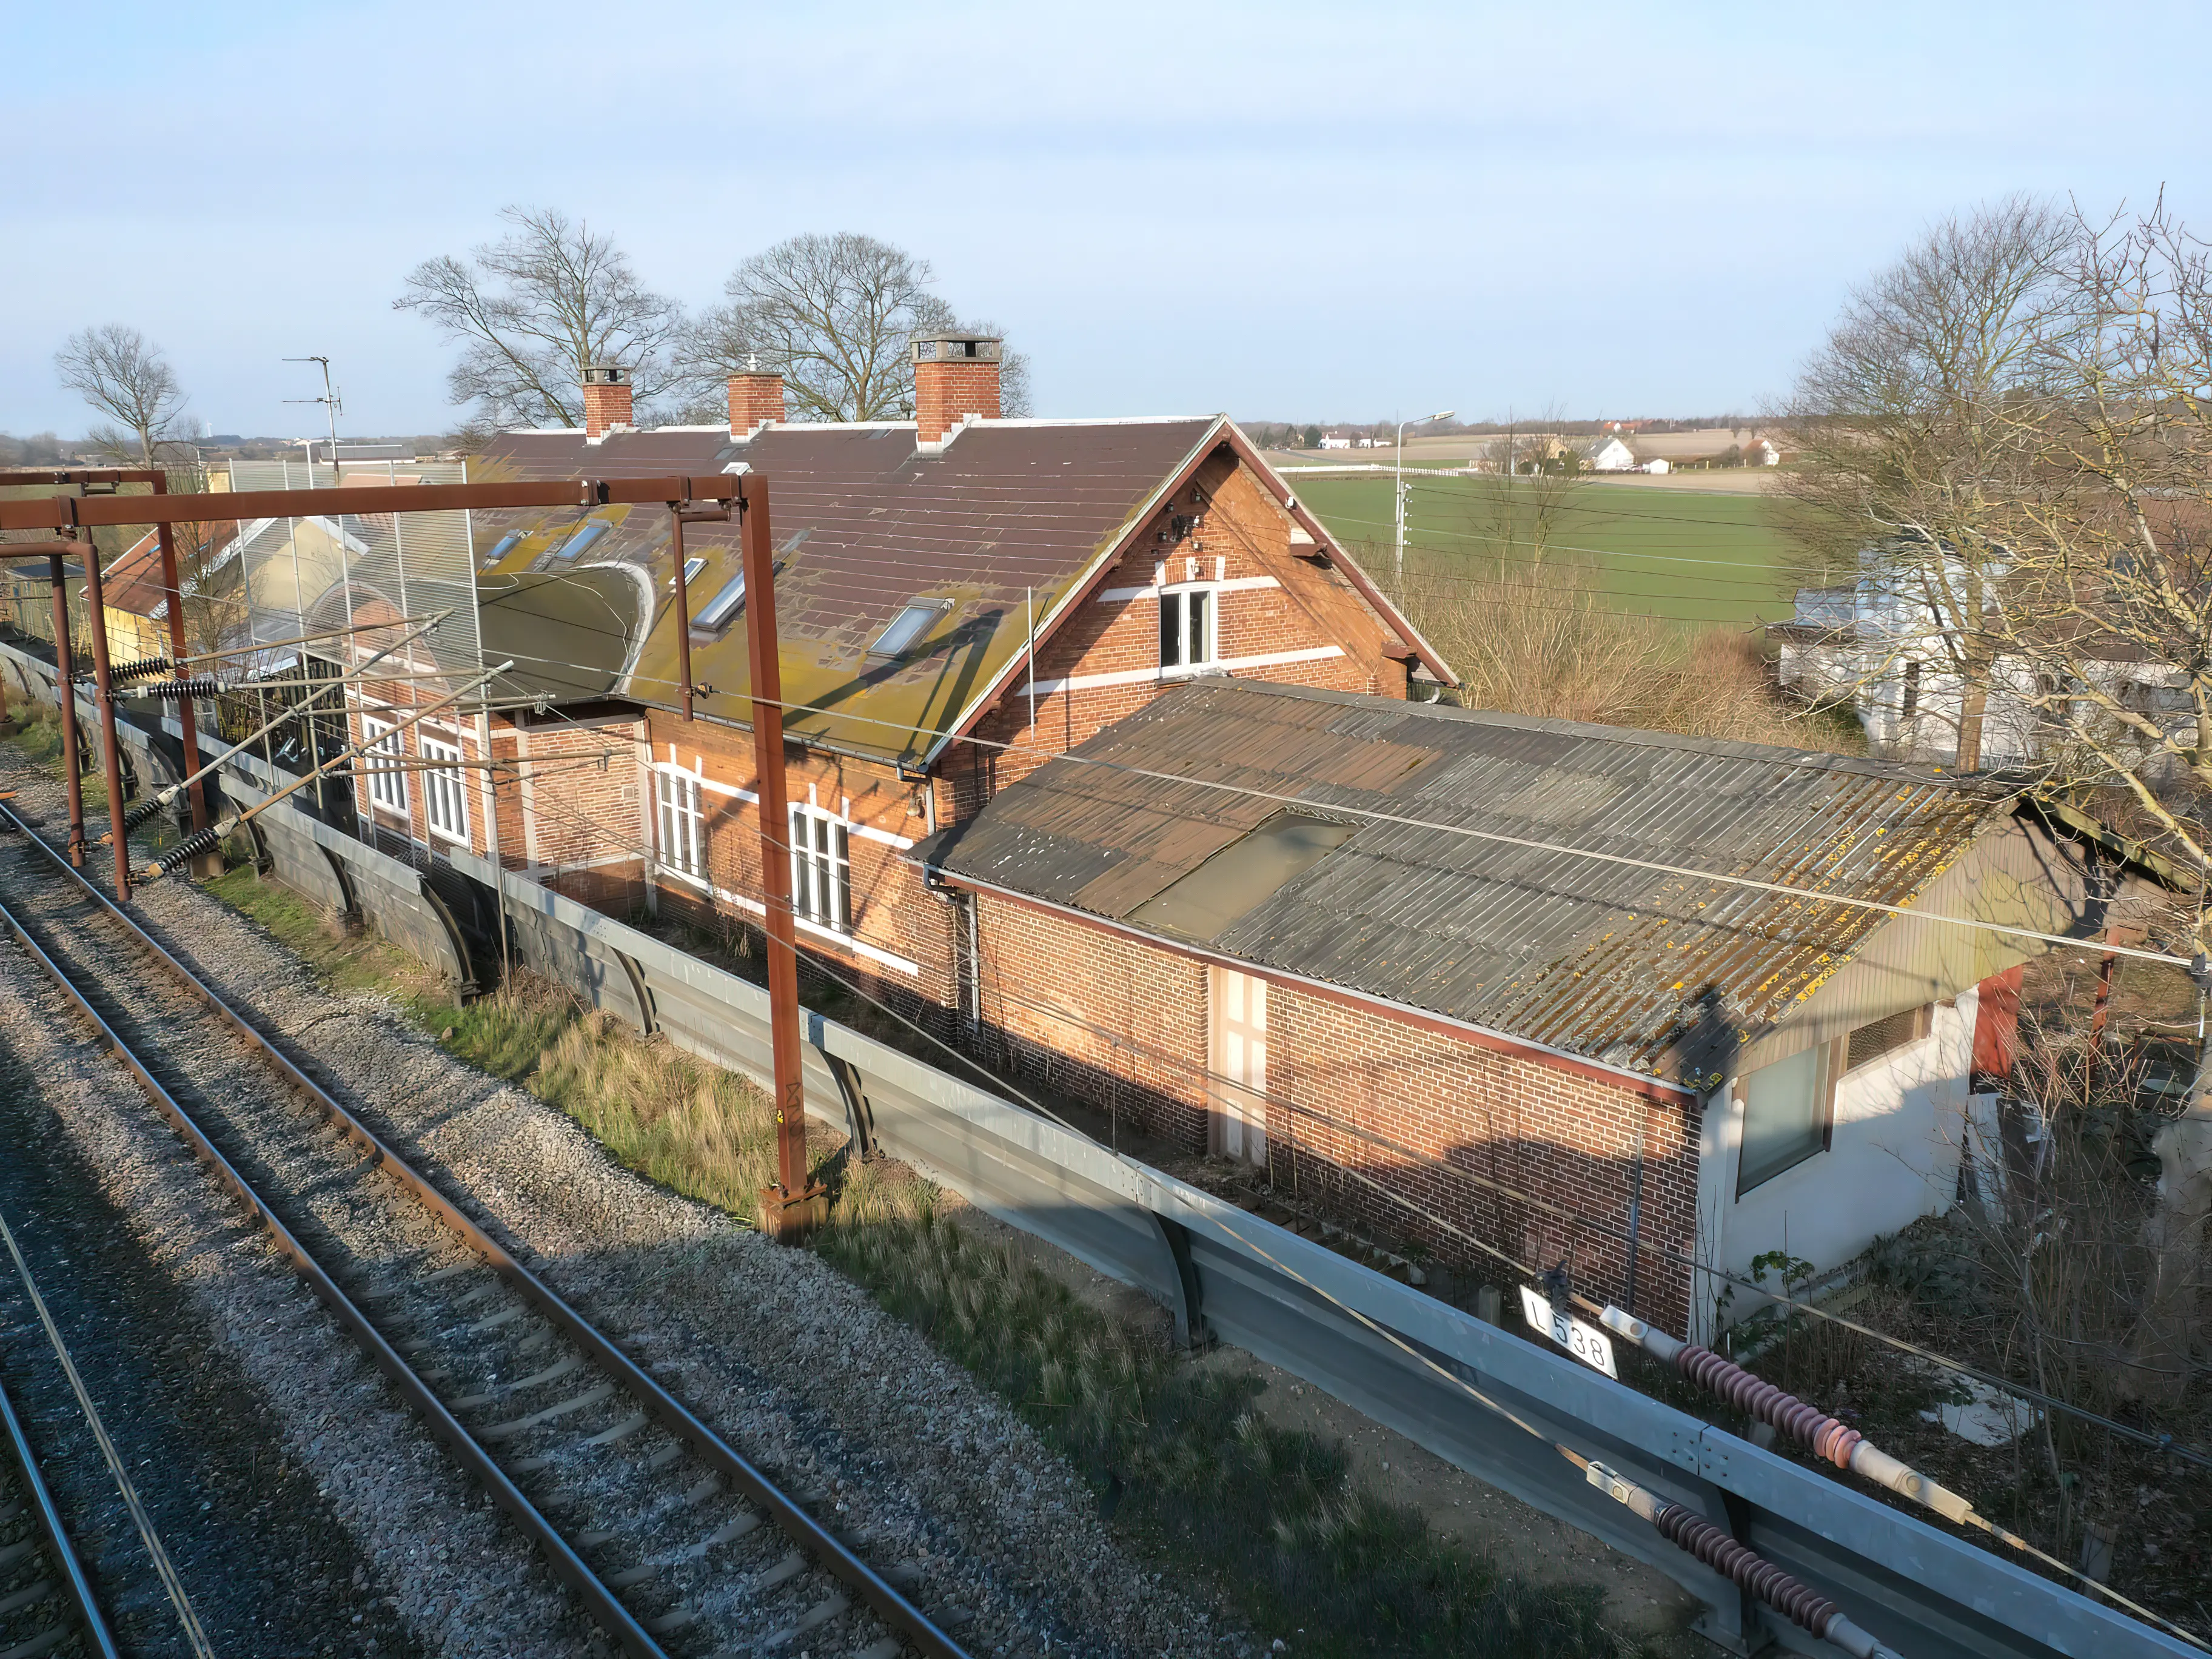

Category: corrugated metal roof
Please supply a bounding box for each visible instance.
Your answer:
[475,420,1223,762]
[917,679,2011,1087]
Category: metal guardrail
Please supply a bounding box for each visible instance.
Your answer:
[7,642,2188,1659]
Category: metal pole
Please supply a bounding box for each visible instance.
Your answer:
[670,503,695,722]
[150,471,215,864]
[739,474,821,1239]
[48,553,86,867]
[1395,417,1407,575]
[78,535,133,899]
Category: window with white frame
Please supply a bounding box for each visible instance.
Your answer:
[789,802,851,933]
[360,714,408,816]
[1159,585,1216,669]
[420,732,470,844]
[657,767,706,880]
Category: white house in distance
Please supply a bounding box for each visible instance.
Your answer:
[1746,437,1781,466]
[1318,431,1355,450]
[1583,435,1638,472]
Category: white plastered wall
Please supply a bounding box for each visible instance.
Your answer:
[1695,989,1978,1339]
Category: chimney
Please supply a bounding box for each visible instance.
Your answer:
[581,363,632,441]
[912,333,1002,447]
[728,367,785,438]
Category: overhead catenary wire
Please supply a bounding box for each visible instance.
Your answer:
[619,682,2199,969]
[505,780,1914,1652]
[511,767,2211,1479]
[0,1207,216,1658]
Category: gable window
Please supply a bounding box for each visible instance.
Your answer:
[1737,1042,1835,1196]
[789,802,851,932]
[657,767,705,880]
[360,714,408,816]
[420,732,471,844]
[1846,1004,1931,1073]
[1160,585,1216,669]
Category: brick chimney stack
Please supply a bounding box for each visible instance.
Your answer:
[581,364,633,441]
[728,366,785,437]
[912,334,1001,447]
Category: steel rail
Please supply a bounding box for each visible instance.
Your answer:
[0,800,970,1659]
[0,1364,120,1659]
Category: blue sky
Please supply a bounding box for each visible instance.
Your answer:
[5,1,2204,438]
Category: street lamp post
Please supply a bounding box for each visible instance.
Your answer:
[1395,407,1455,574]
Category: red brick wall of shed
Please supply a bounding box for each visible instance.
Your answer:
[971,890,1700,1332]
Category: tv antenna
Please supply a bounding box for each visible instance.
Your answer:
[283,355,343,467]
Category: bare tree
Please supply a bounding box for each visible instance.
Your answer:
[394,206,685,429]
[54,325,190,469]
[1779,196,2074,771]
[685,233,1033,421]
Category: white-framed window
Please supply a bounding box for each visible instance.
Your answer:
[789,802,851,933]
[360,714,409,816]
[420,731,470,844]
[1160,584,1216,669]
[657,767,706,880]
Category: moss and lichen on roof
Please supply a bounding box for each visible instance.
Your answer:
[915,679,2029,1086]
[470,419,1223,762]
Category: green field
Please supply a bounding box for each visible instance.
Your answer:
[1287,474,1800,625]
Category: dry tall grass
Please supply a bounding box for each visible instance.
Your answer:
[1379,549,1860,754]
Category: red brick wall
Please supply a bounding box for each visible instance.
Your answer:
[728,374,785,434]
[582,378,632,438]
[640,714,960,1016]
[952,451,1412,815]
[915,360,1001,444]
[970,890,1702,1330]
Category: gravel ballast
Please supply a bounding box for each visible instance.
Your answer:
[0,749,1241,1656]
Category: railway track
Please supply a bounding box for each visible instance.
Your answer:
[0,1315,120,1659]
[0,799,973,1659]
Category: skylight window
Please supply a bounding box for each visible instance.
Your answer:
[556,522,608,560]
[867,600,950,660]
[1127,813,1355,943]
[694,571,746,630]
[669,556,706,589]
[482,531,522,566]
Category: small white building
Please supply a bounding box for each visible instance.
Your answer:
[1638,457,1671,475]
[1745,437,1780,466]
[1317,432,1354,451]
[1583,435,1638,472]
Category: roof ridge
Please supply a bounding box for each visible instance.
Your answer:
[1179,677,1980,789]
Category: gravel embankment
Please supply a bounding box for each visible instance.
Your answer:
[0,902,584,1656]
[0,748,1242,1658]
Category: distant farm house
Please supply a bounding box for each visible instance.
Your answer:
[1317,431,1355,450]
[1582,435,1638,472]
[1745,437,1780,465]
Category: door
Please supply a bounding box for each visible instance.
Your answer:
[1209,966,1269,1164]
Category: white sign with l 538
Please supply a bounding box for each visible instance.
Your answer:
[1519,1286,1618,1378]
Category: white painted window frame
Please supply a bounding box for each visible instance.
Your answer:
[789,800,853,934]
[360,713,409,816]
[419,731,471,845]
[1159,580,1219,671]
[655,764,706,880]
